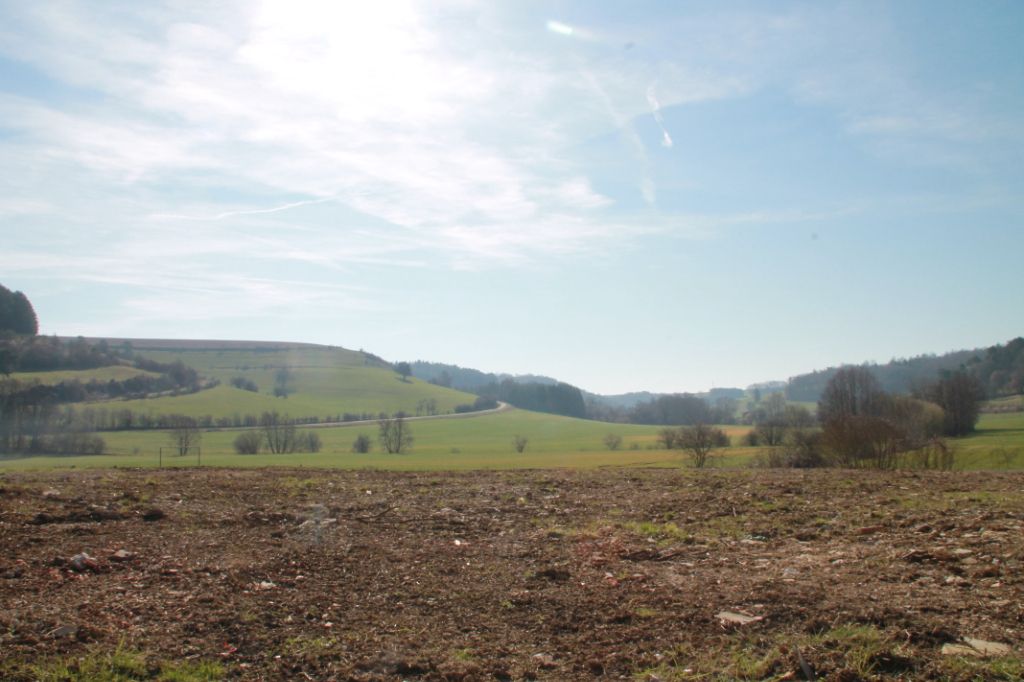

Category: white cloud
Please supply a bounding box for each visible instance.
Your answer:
[1,0,757,274]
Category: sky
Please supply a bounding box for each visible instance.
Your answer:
[1,1,1022,395]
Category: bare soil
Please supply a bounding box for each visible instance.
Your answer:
[1,467,1021,681]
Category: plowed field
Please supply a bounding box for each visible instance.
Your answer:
[1,468,1021,680]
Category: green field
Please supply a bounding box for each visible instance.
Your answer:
[85,369,476,421]
[3,409,1021,472]
[59,344,478,421]
[954,410,1024,469]
[0,409,681,470]
[4,339,1023,473]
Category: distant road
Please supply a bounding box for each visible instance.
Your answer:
[302,401,514,429]
[204,401,514,433]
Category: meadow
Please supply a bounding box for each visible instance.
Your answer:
[5,341,1022,472]
[86,369,477,421]
[1,408,1020,472]
[56,344,478,422]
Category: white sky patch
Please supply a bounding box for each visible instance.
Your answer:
[546,20,574,36]
[646,85,674,148]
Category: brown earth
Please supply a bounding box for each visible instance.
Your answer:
[0,467,1021,681]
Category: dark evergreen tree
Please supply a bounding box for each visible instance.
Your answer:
[0,285,38,335]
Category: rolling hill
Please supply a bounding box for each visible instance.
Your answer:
[64,338,479,422]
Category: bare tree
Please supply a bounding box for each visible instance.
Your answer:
[261,411,297,454]
[925,370,983,436]
[378,413,413,453]
[512,434,528,453]
[603,433,622,450]
[168,415,200,456]
[273,366,294,398]
[818,366,885,424]
[677,423,727,468]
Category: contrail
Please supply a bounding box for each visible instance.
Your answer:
[151,196,336,222]
[646,85,674,148]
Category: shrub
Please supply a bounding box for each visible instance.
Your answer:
[352,434,372,453]
[229,376,258,392]
[512,435,528,453]
[38,432,106,456]
[234,431,262,455]
[603,433,622,450]
[297,430,322,453]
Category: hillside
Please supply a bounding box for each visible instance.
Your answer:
[785,338,1024,402]
[64,339,479,424]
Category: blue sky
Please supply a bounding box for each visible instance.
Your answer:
[1,1,1022,394]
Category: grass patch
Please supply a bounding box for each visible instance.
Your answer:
[623,520,693,545]
[939,654,1024,681]
[633,624,919,681]
[5,644,224,682]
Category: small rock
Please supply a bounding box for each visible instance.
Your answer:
[856,525,884,535]
[48,624,78,639]
[41,489,61,499]
[532,653,556,669]
[717,611,763,626]
[942,638,1012,657]
[110,549,134,562]
[142,508,165,522]
[69,552,100,573]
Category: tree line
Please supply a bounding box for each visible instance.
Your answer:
[784,337,1022,402]
[744,366,981,470]
[476,379,586,419]
[586,392,739,425]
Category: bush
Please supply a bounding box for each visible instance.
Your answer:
[474,396,499,410]
[229,376,258,392]
[677,424,728,468]
[40,432,106,456]
[603,433,622,450]
[234,431,262,455]
[352,434,372,453]
[297,430,321,453]
[512,435,528,453]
